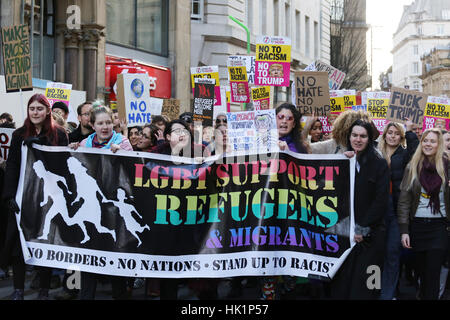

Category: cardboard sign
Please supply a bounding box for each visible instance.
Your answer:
[228,55,256,84]
[251,86,271,110]
[228,59,251,104]
[387,87,428,125]
[294,71,331,116]
[116,73,154,127]
[0,128,14,160]
[1,24,32,92]
[422,96,450,131]
[255,36,291,87]
[304,60,346,90]
[367,92,390,135]
[162,99,180,122]
[190,66,221,106]
[227,109,279,152]
[193,78,215,126]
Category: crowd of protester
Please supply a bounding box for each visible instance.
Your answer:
[0,93,449,300]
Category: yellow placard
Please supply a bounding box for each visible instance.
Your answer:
[424,102,450,118]
[228,66,248,82]
[330,96,345,114]
[367,99,390,118]
[191,72,220,88]
[251,86,271,101]
[256,44,291,63]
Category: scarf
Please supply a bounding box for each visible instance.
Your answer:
[419,158,442,215]
[85,131,124,149]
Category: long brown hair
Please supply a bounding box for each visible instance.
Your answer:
[23,93,60,145]
[378,122,406,166]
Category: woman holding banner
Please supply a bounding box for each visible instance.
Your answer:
[377,120,419,300]
[1,94,68,300]
[331,119,389,300]
[69,105,132,300]
[397,128,450,300]
[259,103,311,300]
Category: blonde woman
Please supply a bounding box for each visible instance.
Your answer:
[377,120,419,300]
[398,128,450,300]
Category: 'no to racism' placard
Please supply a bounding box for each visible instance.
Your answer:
[387,87,428,125]
[255,36,291,87]
[422,96,450,131]
[1,24,33,92]
[294,71,331,116]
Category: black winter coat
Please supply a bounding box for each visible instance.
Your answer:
[0,126,68,267]
[389,131,419,210]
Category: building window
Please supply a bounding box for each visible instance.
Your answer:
[191,0,204,21]
[261,0,267,34]
[442,10,450,20]
[305,16,310,57]
[274,0,279,35]
[413,62,419,74]
[413,81,420,90]
[437,24,445,35]
[106,0,169,56]
[285,3,291,37]
[295,10,301,50]
[331,0,344,22]
[413,45,418,55]
[246,0,253,30]
[23,0,55,80]
[417,25,423,35]
[314,21,319,59]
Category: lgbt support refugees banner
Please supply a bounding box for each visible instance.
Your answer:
[15,145,355,279]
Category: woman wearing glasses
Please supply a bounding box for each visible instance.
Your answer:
[276,103,310,154]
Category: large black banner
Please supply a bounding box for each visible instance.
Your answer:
[16,145,355,279]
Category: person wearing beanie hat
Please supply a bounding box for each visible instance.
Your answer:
[52,101,69,120]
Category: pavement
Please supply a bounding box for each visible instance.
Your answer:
[0,266,448,300]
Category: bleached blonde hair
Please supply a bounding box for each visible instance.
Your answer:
[404,128,446,190]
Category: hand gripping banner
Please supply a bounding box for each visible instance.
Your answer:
[15,145,355,279]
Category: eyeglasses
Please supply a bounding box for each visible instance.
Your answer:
[277,114,294,121]
[171,128,189,136]
[216,118,227,124]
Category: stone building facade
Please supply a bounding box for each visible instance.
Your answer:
[420,44,450,97]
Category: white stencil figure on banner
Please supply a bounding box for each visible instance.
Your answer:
[106,188,150,247]
[67,157,116,244]
[33,161,73,241]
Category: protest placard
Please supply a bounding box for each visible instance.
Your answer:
[255,36,291,87]
[367,92,390,135]
[227,109,279,152]
[294,71,330,116]
[342,90,356,111]
[1,24,32,92]
[190,66,221,106]
[304,60,346,90]
[193,78,215,126]
[228,55,256,85]
[228,59,251,104]
[330,90,345,114]
[0,128,14,160]
[251,86,271,110]
[162,99,180,122]
[116,73,155,127]
[387,87,428,125]
[422,96,450,131]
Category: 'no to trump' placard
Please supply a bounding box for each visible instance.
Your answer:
[294,72,330,116]
[255,36,291,87]
[387,87,428,125]
[1,24,33,92]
